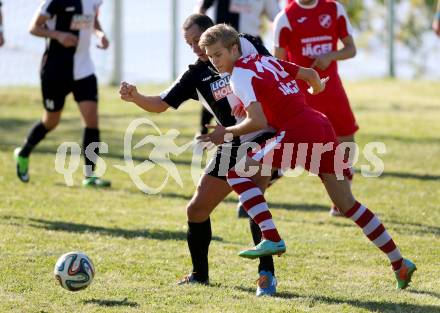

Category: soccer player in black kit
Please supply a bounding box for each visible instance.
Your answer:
[14,0,111,187]
[119,14,279,296]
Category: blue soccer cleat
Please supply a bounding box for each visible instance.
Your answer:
[256,271,277,297]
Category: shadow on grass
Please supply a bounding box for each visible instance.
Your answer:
[159,192,329,212]
[407,289,440,300]
[379,171,440,182]
[306,217,440,237]
[83,297,139,307]
[363,133,440,145]
[357,168,440,181]
[0,216,224,242]
[384,220,440,236]
[235,286,440,313]
[0,142,196,167]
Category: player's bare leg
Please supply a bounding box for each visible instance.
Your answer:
[14,110,61,183]
[320,173,416,289]
[78,101,110,187]
[187,174,232,223]
[42,110,62,130]
[179,174,231,285]
[330,134,356,216]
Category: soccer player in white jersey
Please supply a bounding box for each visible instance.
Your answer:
[14,0,111,187]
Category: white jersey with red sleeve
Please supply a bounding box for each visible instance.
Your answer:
[230,54,308,131]
[273,0,353,75]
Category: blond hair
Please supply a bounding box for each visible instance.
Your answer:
[199,24,241,53]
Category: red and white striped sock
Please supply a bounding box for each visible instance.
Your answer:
[227,170,281,242]
[344,201,403,271]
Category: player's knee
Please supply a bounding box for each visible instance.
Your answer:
[42,117,60,131]
[186,200,209,223]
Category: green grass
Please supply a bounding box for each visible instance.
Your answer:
[1,80,440,313]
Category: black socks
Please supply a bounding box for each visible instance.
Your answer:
[187,218,212,282]
[19,121,49,157]
[249,218,275,275]
[82,127,100,177]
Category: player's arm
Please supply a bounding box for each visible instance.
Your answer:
[94,14,109,49]
[273,47,287,60]
[311,35,356,71]
[277,58,327,95]
[197,102,267,145]
[198,0,215,14]
[272,11,291,61]
[226,101,267,136]
[29,13,78,47]
[119,82,170,113]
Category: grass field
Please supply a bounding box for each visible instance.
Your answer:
[1,80,440,313]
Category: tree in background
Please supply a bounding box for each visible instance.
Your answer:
[339,0,439,77]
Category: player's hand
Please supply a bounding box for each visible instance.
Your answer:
[308,76,329,95]
[196,125,232,145]
[119,81,139,103]
[56,32,78,48]
[231,103,246,118]
[96,32,110,49]
[0,34,4,47]
[433,18,440,37]
[311,53,334,71]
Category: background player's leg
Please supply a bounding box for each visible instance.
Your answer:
[320,173,415,288]
[77,100,110,187]
[179,174,231,284]
[14,110,61,183]
[78,100,99,178]
[20,110,61,158]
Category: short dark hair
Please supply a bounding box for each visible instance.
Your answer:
[182,14,214,32]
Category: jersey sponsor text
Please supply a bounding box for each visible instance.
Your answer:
[210,76,232,101]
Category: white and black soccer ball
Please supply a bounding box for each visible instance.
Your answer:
[54,251,95,291]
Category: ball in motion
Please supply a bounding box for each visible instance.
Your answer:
[54,251,95,291]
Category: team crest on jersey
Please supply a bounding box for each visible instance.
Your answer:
[319,14,332,29]
[210,76,232,101]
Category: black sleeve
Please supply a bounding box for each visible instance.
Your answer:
[200,0,215,10]
[240,33,272,56]
[160,68,198,109]
[41,0,62,17]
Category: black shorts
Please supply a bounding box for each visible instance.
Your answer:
[205,132,276,180]
[41,74,98,112]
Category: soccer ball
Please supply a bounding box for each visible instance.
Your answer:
[54,251,95,291]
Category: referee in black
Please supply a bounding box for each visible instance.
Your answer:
[14,0,110,187]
